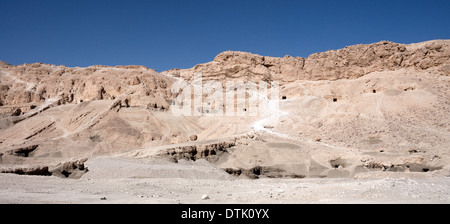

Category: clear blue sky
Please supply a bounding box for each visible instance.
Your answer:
[1,0,449,71]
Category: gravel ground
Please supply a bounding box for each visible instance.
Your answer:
[0,157,448,204]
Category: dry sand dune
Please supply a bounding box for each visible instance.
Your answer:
[0,40,449,203]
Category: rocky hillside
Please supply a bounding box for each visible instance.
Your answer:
[0,40,449,180]
[0,64,174,116]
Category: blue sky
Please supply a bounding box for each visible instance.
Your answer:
[0,0,449,71]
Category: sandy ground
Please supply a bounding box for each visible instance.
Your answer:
[0,157,448,204]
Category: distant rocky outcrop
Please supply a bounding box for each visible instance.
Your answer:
[0,64,175,113]
[162,40,450,83]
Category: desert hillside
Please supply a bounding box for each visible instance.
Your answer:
[0,40,449,203]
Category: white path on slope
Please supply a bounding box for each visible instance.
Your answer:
[250,95,356,151]
[252,99,289,136]
[164,74,361,151]
[167,72,292,137]
[0,70,37,92]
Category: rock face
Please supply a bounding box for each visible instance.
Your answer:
[2,40,449,112]
[162,40,450,84]
[0,64,174,112]
[0,159,87,179]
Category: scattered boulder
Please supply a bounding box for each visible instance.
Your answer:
[190,135,198,141]
[201,194,210,200]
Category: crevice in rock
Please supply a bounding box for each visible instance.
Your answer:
[49,158,89,179]
[223,166,306,179]
[0,158,89,179]
[161,141,236,163]
[24,122,55,140]
[330,158,347,168]
[0,166,52,176]
[361,161,442,173]
[4,145,39,157]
